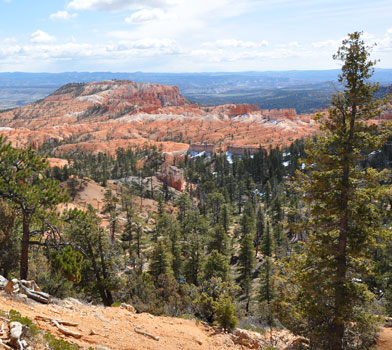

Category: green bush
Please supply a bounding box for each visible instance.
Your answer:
[44,333,78,350]
[214,294,238,332]
[9,309,39,338]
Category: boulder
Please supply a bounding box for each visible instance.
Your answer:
[8,322,23,350]
[0,276,8,290]
[231,329,260,349]
[120,303,136,313]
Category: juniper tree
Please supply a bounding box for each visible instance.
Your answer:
[279,32,392,350]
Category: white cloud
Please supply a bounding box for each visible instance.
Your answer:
[312,39,340,49]
[2,37,17,44]
[125,8,176,24]
[30,30,56,44]
[378,28,392,51]
[0,37,181,64]
[50,11,78,20]
[67,0,182,12]
[203,39,268,49]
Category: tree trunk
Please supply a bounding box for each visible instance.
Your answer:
[20,211,30,280]
[332,147,350,350]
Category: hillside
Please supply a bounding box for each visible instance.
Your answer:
[1,71,392,113]
[1,290,391,350]
[0,80,318,157]
[0,291,274,350]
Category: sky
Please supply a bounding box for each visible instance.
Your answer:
[0,0,391,72]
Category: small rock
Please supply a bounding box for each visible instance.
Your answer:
[120,303,135,313]
[385,316,392,328]
[0,276,8,290]
[194,338,203,345]
[231,329,260,349]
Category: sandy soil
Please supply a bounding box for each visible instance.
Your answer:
[378,328,392,350]
[0,292,253,350]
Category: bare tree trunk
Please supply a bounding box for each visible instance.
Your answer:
[20,212,30,280]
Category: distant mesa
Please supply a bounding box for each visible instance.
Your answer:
[0,80,321,158]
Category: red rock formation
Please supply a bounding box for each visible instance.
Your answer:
[157,164,185,191]
[0,80,320,158]
[260,108,297,121]
[227,145,262,155]
[189,143,217,153]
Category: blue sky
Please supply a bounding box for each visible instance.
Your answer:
[0,0,391,72]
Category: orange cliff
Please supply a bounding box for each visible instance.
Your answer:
[0,80,319,158]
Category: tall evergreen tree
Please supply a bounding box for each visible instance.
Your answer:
[255,206,264,256]
[149,239,173,281]
[208,224,229,256]
[203,250,230,282]
[238,232,256,313]
[261,221,274,257]
[279,32,391,350]
[219,203,232,234]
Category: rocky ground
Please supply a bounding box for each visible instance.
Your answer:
[0,290,391,350]
[0,290,300,350]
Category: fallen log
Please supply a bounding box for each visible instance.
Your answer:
[35,316,78,327]
[52,320,82,339]
[134,328,159,341]
[0,341,14,350]
[18,284,50,304]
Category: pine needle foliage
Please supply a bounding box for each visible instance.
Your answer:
[278,32,392,350]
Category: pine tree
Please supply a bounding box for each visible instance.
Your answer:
[261,221,274,257]
[63,206,117,306]
[0,138,69,279]
[149,239,173,281]
[102,189,119,242]
[208,224,229,256]
[219,203,232,234]
[279,32,391,350]
[203,250,230,282]
[259,256,275,341]
[238,233,256,313]
[255,206,264,256]
[0,199,17,278]
[206,191,225,225]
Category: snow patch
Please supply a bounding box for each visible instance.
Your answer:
[76,95,105,103]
